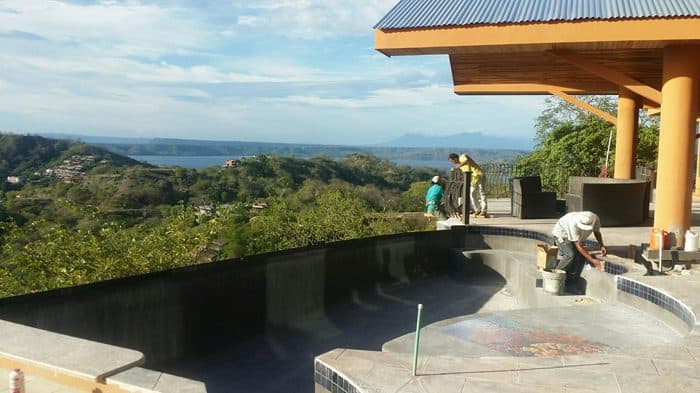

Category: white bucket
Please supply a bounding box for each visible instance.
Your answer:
[542,269,567,295]
[684,230,699,252]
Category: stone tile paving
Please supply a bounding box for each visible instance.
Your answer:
[383,304,682,358]
[317,289,700,392]
[439,314,610,357]
[317,343,700,393]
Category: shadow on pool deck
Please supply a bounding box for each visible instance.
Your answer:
[158,269,508,392]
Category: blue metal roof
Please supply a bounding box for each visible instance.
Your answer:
[374,0,700,29]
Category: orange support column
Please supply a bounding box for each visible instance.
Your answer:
[614,88,639,179]
[654,45,700,246]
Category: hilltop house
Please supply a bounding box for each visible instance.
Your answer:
[224,159,240,168]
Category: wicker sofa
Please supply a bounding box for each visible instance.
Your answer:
[510,176,558,219]
[565,176,650,226]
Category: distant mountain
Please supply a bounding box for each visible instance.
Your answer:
[379,132,534,150]
[39,133,153,145]
[24,132,528,165]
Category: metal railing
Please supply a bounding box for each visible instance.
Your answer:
[635,165,656,187]
[481,163,523,198]
[463,163,657,203]
[445,170,471,225]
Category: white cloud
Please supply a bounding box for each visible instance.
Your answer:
[237,15,260,27]
[0,1,542,143]
[1,53,293,84]
[268,85,457,108]
[0,0,210,57]
[237,0,397,39]
[0,81,249,136]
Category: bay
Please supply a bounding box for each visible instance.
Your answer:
[129,155,454,172]
[129,155,233,169]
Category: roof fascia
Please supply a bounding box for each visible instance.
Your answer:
[375,18,700,56]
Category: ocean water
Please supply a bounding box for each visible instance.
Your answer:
[392,159,453,172]
[130,155,233,169]
[129,155,454,171]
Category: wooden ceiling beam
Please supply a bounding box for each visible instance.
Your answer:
[549,89,618,125]
[644,106,700,121]
[549,50,662,104]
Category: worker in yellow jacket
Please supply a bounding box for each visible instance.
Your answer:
[449,153,488,217]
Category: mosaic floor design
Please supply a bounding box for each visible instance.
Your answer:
[439,315,611,357]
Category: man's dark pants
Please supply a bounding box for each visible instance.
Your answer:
[555,240,585,285]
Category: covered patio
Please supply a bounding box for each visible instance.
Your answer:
[375,0,700,247]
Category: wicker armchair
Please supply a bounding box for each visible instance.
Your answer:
[510,176,558,219]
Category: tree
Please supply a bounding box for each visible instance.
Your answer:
[400,181,431,212]
[0,206,229,297]
[249,190,369,252]
[518,96,659,194]
[534,96,617,145]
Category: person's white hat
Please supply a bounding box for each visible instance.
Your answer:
[577,211,596,231]
[431,175,440,183]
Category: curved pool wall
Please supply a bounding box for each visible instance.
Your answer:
[0,226,695,379]
[0,228,471,365]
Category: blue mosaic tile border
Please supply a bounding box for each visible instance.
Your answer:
[464,225,627,276]
[314,359,361,393]
[616,276,696,329]
[604,262,628,275]
[463,226,691,328]
[465,225,554,244]
[465,225,603,249]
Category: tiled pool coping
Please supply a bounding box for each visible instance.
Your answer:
[616,276,696,330]
[314,359,362,393]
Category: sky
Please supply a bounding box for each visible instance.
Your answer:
[0,0,547,145]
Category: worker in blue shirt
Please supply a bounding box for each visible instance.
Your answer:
[425,176,446,219]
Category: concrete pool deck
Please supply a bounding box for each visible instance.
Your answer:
[315,198,700,393]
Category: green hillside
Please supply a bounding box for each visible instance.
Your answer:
[0,135,439,297]
[0,133,143,181]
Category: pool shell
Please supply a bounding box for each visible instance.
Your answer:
[0,225,694,392]
[313,226,698,393]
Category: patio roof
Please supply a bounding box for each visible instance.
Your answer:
[375,0,700,29]
[374,1,700,247]
[374,0,700,96]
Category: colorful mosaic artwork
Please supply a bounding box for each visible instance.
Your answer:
[440,315,610,357]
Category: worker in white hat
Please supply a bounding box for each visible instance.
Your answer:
[552,211,607,291]
[425,175,445,219]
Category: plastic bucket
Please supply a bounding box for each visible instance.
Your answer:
[684,230,699,252]
[542,269,567,295]
[649,228,668,250]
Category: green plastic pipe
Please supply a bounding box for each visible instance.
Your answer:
[412,303,423,376]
